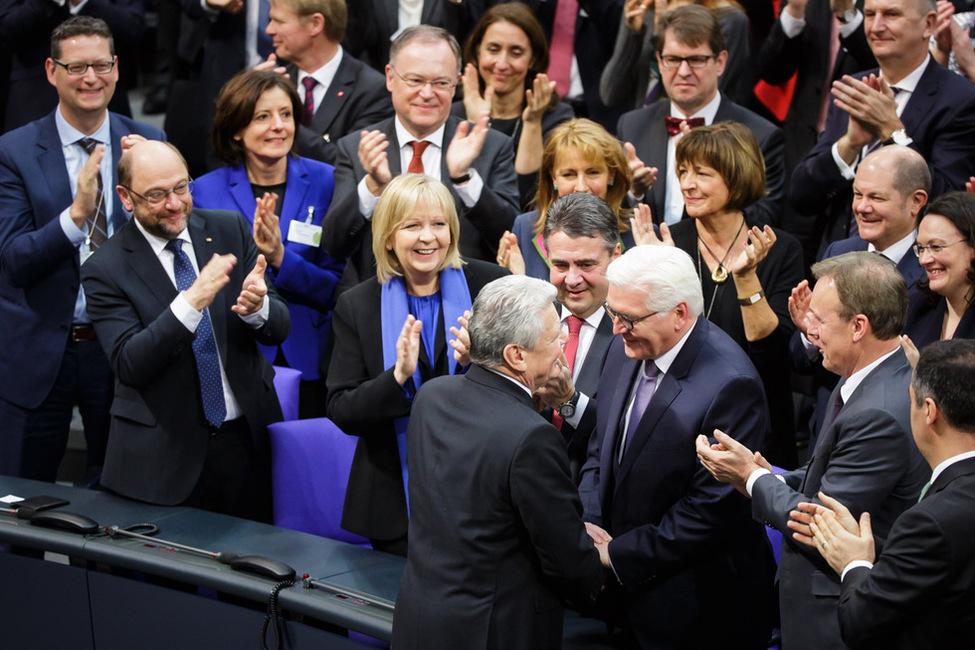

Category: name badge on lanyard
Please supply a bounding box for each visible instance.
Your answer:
[287,206,322,246]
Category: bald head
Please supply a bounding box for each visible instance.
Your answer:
[116,140,193,240]
[852,146,929,250]
[118,140,188,189]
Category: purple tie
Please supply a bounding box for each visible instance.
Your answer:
[620,361,660,462]
[301,76,317,127]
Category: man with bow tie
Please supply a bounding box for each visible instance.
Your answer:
[616,5,785,227]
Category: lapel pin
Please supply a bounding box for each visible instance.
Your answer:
[322,134,330,142]
[337,91,344,97]
[205,238,213,242]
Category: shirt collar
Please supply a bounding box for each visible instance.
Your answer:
[867,230,916,264]
[133,215,191,258]
[55,106,110,148]
[883,54,930,92]
[560,304,605,329]
[841,347,899,402]
[652,317,698,375]
[394,116,446,149]
[297,46,344,92]
[670,91,722,124]
[929,450,975,488]
[485,366,532,396]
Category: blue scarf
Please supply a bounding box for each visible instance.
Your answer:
[380,266,472,515]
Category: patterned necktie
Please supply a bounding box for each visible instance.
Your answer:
[664,116,706,137]
[301,76,318,127]
[408,141,430,174]
[78,137,108,248]
[166,239,226,427]
[619,361,661,463]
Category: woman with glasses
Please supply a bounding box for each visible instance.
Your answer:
[497,118,640,279]
[326,174,507,556]
[903,192,975,361]
[642,122,804,468]
[452,3,575,209]
[193,69,343,418]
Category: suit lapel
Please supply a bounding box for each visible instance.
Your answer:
[926,456,975,500]
[574,312,614,393]
[388,119,404,177]
[107,114,130,231]
[279,158,310,242]
[228,166,258,218]
[310,57,356,138]
[600,351,640,487]
[37,115,74,218]
[899,61,938,133]
[120,220,179,313]
[643,103,670,223]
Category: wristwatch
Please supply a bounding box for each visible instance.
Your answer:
[883,129,913,146]
[557,391,579,419]
[836,7,857,23]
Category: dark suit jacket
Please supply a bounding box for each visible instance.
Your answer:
[790,59,975,257]
[904,290,975,348]
[391,363,603,650]
[0,0,143,132]
[755,0,874,175]
[325,259,508,541]
[751,348,930,650]
[617,97,786,228]
[578,317,774,647]
[80,209,290,505]
[192,157,344,380]
[0,110,164,411]
[824,235,924,287]
[837,456,975,649]
[288,55,394,166]
[322,115,519,290]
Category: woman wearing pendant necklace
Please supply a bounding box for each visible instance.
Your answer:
[451,3,575,209]
[640,121,805,469]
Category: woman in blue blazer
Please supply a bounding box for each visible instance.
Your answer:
[194,70,343,417]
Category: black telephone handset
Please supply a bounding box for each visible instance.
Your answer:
[230,555,296,581]
[28,510,100,535]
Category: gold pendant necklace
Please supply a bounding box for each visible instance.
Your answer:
[697,218,745,285]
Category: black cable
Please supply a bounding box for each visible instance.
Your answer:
[260,577,296,650]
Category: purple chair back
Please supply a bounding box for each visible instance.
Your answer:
[268,418,370,547]
[272,366,302,421]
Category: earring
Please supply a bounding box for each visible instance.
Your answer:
[609,180,615,187]
[553,183,558,191]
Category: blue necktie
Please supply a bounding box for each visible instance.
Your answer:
[166,239,226,427]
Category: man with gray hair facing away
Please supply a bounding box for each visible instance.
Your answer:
[579,244,774,648]
[392,274,603,650]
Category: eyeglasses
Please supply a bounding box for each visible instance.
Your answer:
[53,57,117,75]
[658,54,716,69]
[913,240,967,257]
[123,180,194,206]
[604,302,659,331]
[390,67,457,92]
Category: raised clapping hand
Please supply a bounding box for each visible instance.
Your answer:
[833,73,901,148]
[462,63,493,122]
[358,129,392,196]
[252,192,285,269]
[790,492,876,575]
[695,429,771,496]
[70,143,104,228]
[630,204,673,247]
[496,230,526,275]
[185,253,237,311]
[449,311,472,366]
[253,53,290,79]
[233,254,269,316]
[205,0,243,14]
[788,279,814,336]
[523,73,556,125]
[446,111,490,180]
[393,315,423,386]
[730,225,776,277]
[624,0,652,33]
[625,142,658,198]
[900,333,920,368]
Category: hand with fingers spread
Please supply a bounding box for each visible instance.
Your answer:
[625,142,658,197]
[252,192,285,269]
[730,225,777,277]
[393,315,423,386]
[631,205,673,246]
[449,311,472,366]
[462,63,494,122]
[446,112,490,180]
[932,0,956,61]
[233,254,269,316]
[832,73,902,150]
[523,73,556,125]
[788,279,814,335]
[624,0,652,33]
[358,129,392,196]
[804,493,875,575]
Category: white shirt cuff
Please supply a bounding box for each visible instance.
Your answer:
[841,559,874,581]
[171,292,204,332]
[780,11,806,38]
[745,468,773,497]
[357,176,380,219]
[563,392,589,429]
[60,208,87,245]
[838,12,863,38]
[832,142,858,180]
[238,295,270,328]
[800,332,820,358]
[452,169,483,208]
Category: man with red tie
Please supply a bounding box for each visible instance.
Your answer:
[322,25,519,293]
[617,5,785,228]
[532,193,620,484]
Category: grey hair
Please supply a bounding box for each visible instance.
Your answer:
[469,275,558,368]
[543,193,621,253]
[389,25,462,75]
[606,245,704,317]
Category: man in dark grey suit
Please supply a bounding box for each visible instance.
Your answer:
[616,5,785,228]
[392,275,603,650]
[262,0,393,165]
[533,193,620,483]
[797,339,975,649]
[697,251,930,650]
[322,25,519,290]
[81,141,290,521]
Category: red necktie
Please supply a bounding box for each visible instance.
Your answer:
[408,141,430,174]
[301,77,317,127]
[547,0,578,98]
[664,116,706,137]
